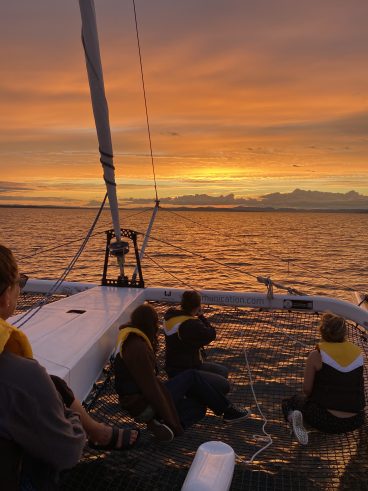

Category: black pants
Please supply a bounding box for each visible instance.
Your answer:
[50,375,75,408]
[282,394,364,434]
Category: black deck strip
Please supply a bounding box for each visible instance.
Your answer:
[18,298,368,490]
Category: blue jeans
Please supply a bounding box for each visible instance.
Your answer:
[199,362,230,394]
[165,369,230,429]
[168,362,230,395]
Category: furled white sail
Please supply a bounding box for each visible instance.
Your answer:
[78,0,121,241]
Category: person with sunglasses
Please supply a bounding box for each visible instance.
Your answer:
[0,244,139,490]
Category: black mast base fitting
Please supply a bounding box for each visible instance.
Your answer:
[109,240,129,257]
[102,229,144,288]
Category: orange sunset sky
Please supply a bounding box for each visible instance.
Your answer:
[1,0,368,207]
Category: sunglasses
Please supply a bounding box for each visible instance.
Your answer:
[18,273,29,290]
[0,273,29,296]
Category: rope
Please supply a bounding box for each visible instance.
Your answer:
[14,194,108,328]
[236,347,273,464]
[132,0,159,203]
[358,295,368,307]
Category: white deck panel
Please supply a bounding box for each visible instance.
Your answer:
[10,286,146,401]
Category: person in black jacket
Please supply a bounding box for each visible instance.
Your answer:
[163,290,230,394]
[115,303,250,442]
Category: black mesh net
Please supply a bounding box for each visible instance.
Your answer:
[53,302,368,491]
[16,292,67,312]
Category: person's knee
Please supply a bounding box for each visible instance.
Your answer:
[183,368,201,382]
[217,365,229,379]
[222,379,231,394]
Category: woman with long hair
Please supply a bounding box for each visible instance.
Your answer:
[115,303,250,442]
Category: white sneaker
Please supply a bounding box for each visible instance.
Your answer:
[291,410,308,445]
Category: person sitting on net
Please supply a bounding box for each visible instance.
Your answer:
[114,303,250,442]
[282,312,365,445]
[163,290,230,395]
[0,244,139,489]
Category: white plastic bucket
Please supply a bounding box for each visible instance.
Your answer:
[181,441,235,491]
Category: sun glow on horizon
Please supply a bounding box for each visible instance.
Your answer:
[1,1,368,207]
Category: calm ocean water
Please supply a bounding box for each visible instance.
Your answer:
[0,207,367,302]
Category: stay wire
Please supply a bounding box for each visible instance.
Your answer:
[18,208,153,261]
[144,251,199,291]
[132,0,159,203]
[14,194,108,328]
[161,206,360,295]
[138,231,259,282]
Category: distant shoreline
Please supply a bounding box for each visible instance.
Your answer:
[1,204,368,213]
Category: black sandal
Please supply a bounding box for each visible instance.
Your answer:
[88,426,140,451]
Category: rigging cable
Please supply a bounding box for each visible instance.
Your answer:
[160,207,362,295]
[14,194,108,328]
[138,231,260,282]
[18,208,153,261]
[132,0,159,203]
[145,251,199,291]
[131,0,353,297]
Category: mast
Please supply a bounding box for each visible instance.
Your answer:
[78,0,121,243]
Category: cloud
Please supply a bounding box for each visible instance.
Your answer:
[160,131,180,137]
[2,0,368,203]
[0,181,33,193]
[125,189,368,209]
[260,189,368,209]
[0,195,76,203]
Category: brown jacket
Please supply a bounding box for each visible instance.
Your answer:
[115,334,183,436]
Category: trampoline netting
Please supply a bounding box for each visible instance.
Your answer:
[17,297,368,490]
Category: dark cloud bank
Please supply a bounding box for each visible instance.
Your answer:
[125,189,368,210]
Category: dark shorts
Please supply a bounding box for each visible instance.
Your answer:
[49,375,75,408]
[282,394,365,434]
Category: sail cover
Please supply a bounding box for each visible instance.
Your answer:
[78,0,121,241]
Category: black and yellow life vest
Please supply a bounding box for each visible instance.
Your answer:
[311,341,365,412]
[163,315,193,337]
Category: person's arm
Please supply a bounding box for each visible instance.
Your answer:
[5,361,86,471]
[197,312,211,327]
[179,318,216,347]
[303,350,322,396]
[122,337,183,435]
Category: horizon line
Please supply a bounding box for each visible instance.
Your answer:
[1,204,367,213]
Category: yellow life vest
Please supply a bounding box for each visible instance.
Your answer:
[163,315,194,336]
[116,326,153,357]
[318,341,363,371]
[0,318,33,358]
